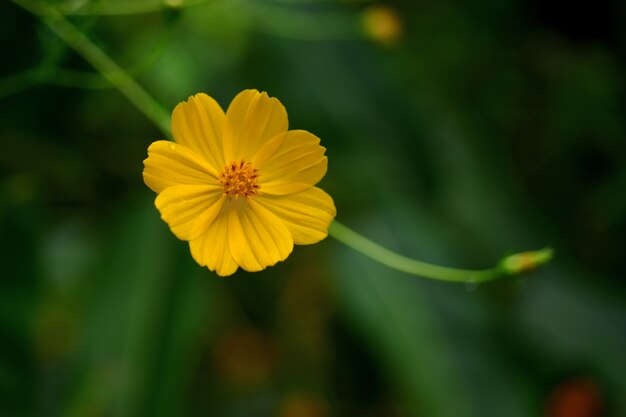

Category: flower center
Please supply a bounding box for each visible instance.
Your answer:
[219,160,260,198]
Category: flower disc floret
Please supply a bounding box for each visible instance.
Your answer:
[220,160,260,198]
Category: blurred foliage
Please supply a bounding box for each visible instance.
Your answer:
[1,0,626,416]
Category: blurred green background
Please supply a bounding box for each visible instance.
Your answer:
[2,0,625,416]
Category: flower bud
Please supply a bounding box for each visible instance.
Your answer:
[500,248,554,275]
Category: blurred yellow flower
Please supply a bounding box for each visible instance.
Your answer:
[143,90,336,276]
[362,5,403,45]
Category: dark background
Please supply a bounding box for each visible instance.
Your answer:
[1,0,625,416]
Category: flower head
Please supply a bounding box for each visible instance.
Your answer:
[143,90,336,276]
[362,5,403,46]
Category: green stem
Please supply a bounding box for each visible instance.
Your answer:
[56,0,216,16]
[12,0,553,283]
[51,26,173,90]
[329,220,501,283]
[11,0,171,136]
[0,68,45,99]
[329,221,553,282]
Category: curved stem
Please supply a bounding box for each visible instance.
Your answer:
[56,0,217,16]
[11,0,171,136]
[51,26,174,90]
[0,68,45,100]
[329,220,501,283]
[329,221,553,282]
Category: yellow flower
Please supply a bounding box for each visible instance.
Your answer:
[143,90,336,276]
[362,5,403,45]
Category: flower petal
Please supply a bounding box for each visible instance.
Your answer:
[227,199,294,272]
[155,184,224,241]
[172,93,226,170]
[257,187,336,245]
[223,89,288,161]
[254,130,328,195]
[189,209,239,277]
[143,141,219,193]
